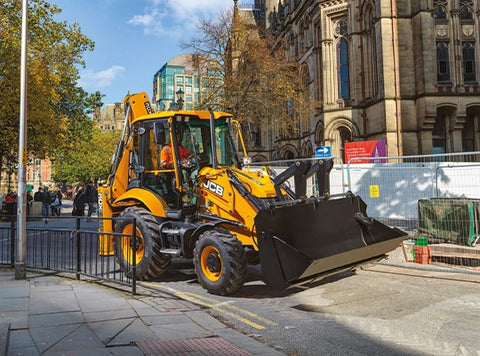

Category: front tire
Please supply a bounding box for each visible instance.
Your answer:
[114,207,170,280]
[193,230,247,295]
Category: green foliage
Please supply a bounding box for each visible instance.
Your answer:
[0,0,111,187]
[0,0,96,178]
[52,128,121,184]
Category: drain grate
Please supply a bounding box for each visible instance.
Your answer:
[136,337,253,356]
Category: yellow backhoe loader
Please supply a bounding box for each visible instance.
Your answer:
[98,92,406,295]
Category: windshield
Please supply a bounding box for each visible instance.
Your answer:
[178,120,239,168]
[131,117,240,172]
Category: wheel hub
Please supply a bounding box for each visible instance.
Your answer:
[206,252,221,273]
[130,236,141,251]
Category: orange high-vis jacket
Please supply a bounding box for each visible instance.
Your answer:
[160,144,191,168]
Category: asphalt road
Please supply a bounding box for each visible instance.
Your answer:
[142,260,480,355]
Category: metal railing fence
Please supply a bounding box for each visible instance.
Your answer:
[0,215,138,294]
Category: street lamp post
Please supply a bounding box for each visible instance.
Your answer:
[176,89,184,110]
[16,0,28,279]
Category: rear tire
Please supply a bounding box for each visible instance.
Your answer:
[114,207,170,280]
[193,230,247,295]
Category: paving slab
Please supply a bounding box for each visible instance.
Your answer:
[83,309,137,323]
[0,311,28,329]
[29,289,79,314]
[42,324,104,354]
[107,345,145,356]
[0,323,9,356]
[0,282,29,298]
[29,323,80,353]
[5,329,36,353]
[186,310,228,331]
[106,318,158,346]
[88,317,137,343]
[140,312,192,326]
[29,311,85,328]
[126,299,165,317]
[72,284,132,313]
[150,322,213,341]
[0,297,29,313]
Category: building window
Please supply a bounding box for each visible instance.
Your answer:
[460,6,473,20]
[337,39,350,99]
[254,126,262,147]
[432,115,446,154]
[339,126,352,161]
[433,6,447,19]
[462,43,476,83]
[363,4,378,98]
[462,115,475,151]
[437,42,450,83]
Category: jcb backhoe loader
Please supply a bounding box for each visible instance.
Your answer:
[98,92,406,295]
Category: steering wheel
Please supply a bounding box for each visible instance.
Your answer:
[180,154,199,169]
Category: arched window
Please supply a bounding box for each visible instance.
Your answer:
[433,6,447,19]
[462,115,475,151]
[339,126,352,160]
[437,42,450,82]
[462,43,476,83]
[363,4,378,98]
[460,6,473,21]
[432,115,446,154]
[337,39,350,99]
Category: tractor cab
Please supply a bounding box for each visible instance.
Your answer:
[129,113,242,209]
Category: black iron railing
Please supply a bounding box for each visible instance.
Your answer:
[0,215,138,294]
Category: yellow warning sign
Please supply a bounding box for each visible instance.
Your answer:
[369,185,380,198]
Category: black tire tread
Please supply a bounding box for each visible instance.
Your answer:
[115,206,170,280]
[193,230,247,296]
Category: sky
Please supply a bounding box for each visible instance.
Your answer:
[51,0,246,106]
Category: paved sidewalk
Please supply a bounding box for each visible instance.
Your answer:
[0,269,284,355]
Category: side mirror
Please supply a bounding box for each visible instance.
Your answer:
[154,123,166,145]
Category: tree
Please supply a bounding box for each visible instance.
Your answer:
[52,127,120,184]
[0,0,95,187]
[182,7,315,147]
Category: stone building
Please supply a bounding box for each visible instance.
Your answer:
[95,103,125,131]
[258,0,480,161]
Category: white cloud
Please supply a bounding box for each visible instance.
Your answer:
[128,0,233,37]
[79,65,126,88]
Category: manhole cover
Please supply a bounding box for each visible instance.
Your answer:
[136,337,253,356]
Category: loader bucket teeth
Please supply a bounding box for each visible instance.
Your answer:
[255,194,407,290]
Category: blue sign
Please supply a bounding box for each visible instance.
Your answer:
[315,146,331,158]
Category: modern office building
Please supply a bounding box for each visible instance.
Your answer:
[152,53,221,111]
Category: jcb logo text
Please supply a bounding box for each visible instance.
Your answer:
[203,180,224,197]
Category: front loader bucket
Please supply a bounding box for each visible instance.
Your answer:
[254,194,407,290]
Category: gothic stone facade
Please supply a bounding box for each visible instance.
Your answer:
[260,0,480,161]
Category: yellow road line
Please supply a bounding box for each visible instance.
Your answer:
[142,282,270,330]
[182,291,279,326]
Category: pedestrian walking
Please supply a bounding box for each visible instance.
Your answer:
[73,185,86,216]
[85,181,97,222]
[41,186,52,223]
[50,190,62,216]
[34,187,43,202]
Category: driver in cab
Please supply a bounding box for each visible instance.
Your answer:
[160,130,192,169]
